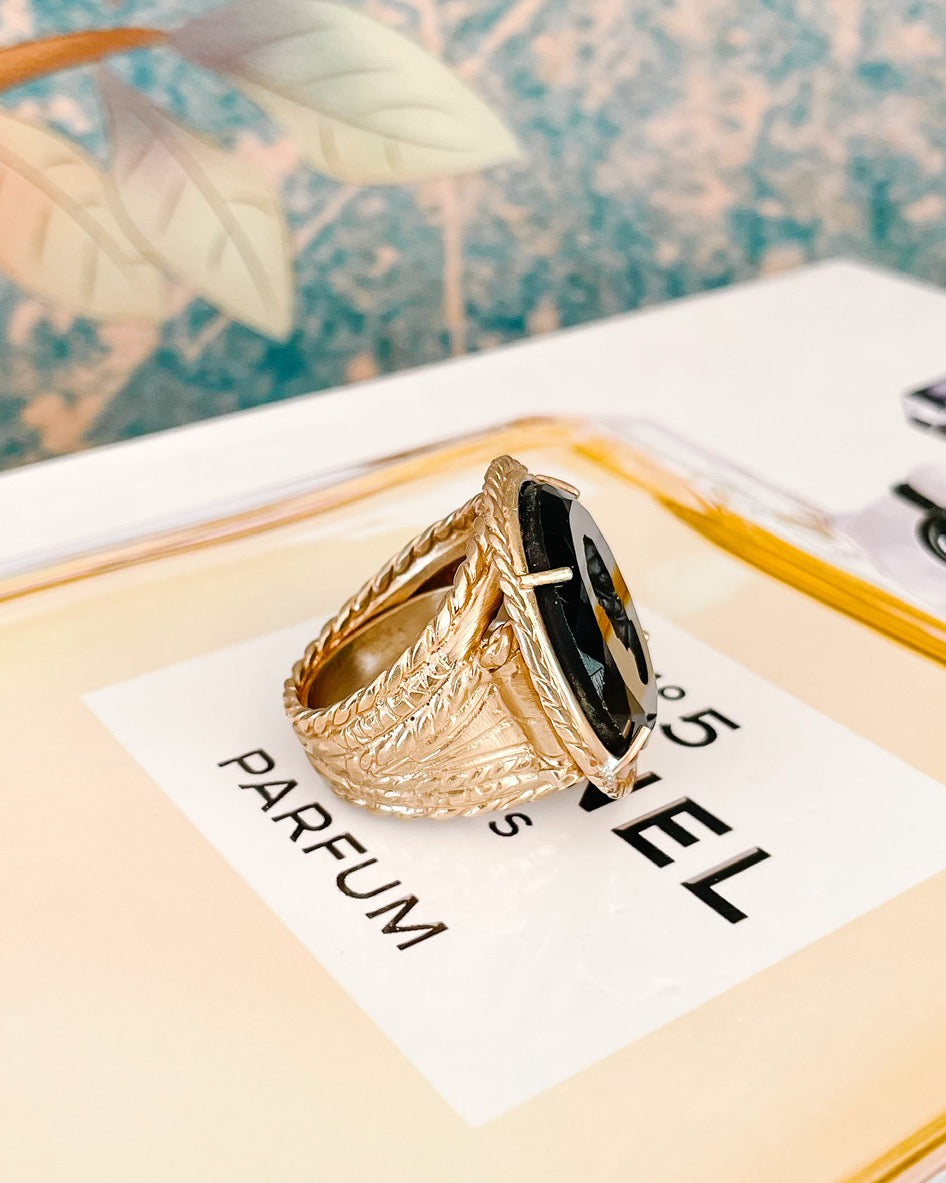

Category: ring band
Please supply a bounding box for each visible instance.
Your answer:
[284,455,657,819]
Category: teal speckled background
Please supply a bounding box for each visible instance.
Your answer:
[3,0,946,468]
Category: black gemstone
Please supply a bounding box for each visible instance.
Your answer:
[518,480,657,757]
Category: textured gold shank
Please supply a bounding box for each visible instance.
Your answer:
[283,466,593,818]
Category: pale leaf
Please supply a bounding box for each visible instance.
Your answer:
[100,70,292,339]
[0,108,167,320]
[170,0,522,183]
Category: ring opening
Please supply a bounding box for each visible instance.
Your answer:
[305,567,458,708]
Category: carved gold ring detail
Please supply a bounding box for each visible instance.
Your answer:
[284,455,657,819]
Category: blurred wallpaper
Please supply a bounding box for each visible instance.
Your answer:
[2,0,946,469]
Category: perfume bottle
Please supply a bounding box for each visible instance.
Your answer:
[2,415,946,1183]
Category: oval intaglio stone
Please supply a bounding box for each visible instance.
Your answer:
[518,480,657,757]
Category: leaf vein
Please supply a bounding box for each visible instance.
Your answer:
[0,142,141,279]
[29,202,52,265]
[288,63,395,87]
[222,21,333,57]
[116,101,277,303]
[317,118,341,173]
[82,235,98,302]
[207,223,229,272]
[238,72,474,154]
[120,133,159,186]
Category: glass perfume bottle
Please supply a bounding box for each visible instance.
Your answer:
[2,415,946,1183]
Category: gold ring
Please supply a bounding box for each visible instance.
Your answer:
[284,455,657,819]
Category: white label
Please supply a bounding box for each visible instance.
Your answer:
[85,615,946,1125]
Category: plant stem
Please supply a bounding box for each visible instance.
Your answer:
[0,28,166,93]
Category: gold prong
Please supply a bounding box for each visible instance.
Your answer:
[519,566,574,589]
[533,474,580,497]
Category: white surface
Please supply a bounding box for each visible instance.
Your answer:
[4,258,946,569]
[86,609,946,1125]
